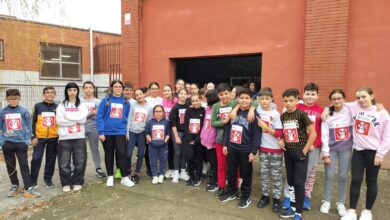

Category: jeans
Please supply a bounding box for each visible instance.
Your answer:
[127,131,146,173]
[149,144,168,177]
[172,131,186,170]
[305,147,321,198]
[58,139,87,186]
[30,138,58,183]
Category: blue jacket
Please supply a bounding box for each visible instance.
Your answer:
[223,109,261,154]
[96,95,130,136]
[145,118,171,147]
[0,105,32,146]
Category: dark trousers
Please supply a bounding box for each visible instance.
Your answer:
[284,148,309,214]
[3,141,33,189]
[127,131,146,173]
[145,144,151,172]
[103,135,128,176]
[350,149,380,210]
[149,144,168,177]
[30,138,58,183]
[186,142,204,180]
[207,148,218,184]
[167,138,175,170]
[226,149,253,199]
[58,139,87,186]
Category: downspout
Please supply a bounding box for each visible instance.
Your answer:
[89,28,94,82]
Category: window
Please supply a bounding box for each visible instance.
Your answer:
[40,43,81,80]
[0,39,3,61]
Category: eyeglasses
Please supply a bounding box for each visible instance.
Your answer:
[331,97,344,101]
[44,91,56,94]
[7,97,20,101]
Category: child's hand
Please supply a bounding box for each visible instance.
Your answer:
[223,146,228,155]
[248,153,256,162]
[376,103,385,112]
[321,107,331,121]
[323,156,331,165]
[175,136,182,144]
[256,116,268,129]
[99,135,106,142]
[190,141,195,145]
[302,148,309,156]
[247,107,255,123]
[222,117,230,125]
[278,139,286,151]
[32,138,38,147]
[146,136,152,144]
[309,145,315,151]
[374,156,383,166]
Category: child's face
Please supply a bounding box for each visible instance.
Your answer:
[123,87,133,99]
[249,83,256,92]
[163,86,172,99]
[258,95,272,109]
[303,90,319,106]
[239,93,252,109]
[185,84,191,93]
[330,93,345,109]
[135,90,145,103]
[231,88,237,100]
[7,96,20,107]
[218,90,231,105]
[43,89,56,103]
[191,96,201,108]
[149,84,159,97]
[206,83,215,90]
[176,80,184,91]
[191,84,199,94]
[112,83,123,96]
[67,88,78,100]
[154,107,164,120]
[83,84,94,97]
[283,96,298,112]
[356,90,373,108]
[178,90,187,102]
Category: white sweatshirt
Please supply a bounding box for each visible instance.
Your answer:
[56,101,88,140]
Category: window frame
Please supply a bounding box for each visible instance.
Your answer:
[0,39,4,61]
[40,43,82,80]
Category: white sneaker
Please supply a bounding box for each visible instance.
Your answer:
[202,162,208,175]
[359,210,372,220]
[165,170,173,178]
[73,185,82,191]
[172,170,180,183]
[121,177,135,188]
[341,209,357,220]
[62,185,71,192]
[152,176,158,184]
[179,170,190,181]
[158,175,164,183]
[337,202,347,216]
[320,200,331,214]
[106,176,114,187]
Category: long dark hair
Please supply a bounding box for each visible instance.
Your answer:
[105,79,127,108]
[328,89,346,116]
[64,82,80,107]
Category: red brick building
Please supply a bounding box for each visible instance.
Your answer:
[121,0,390,167]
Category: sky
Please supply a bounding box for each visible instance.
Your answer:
[0,0,121,34]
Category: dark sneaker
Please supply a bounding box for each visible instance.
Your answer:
[257,195,270,208]
[303,196,311,210]
[130,174,140,184]
[24,187,41,198]
[238,197,252,208]
[273,198,282,213]
[44,180,55,189]
[185,178,194,186]
[192,179,201,187]
[8,185,22,197]
[206,183,218,192]
[215,187,225,198]
[219,193,237,203]
[280,207,295,218]
[96,168,107,178]
[146,170,153,178]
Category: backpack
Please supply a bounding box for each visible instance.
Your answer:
[200,106,217,149]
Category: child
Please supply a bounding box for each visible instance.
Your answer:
[81,81,106,178]
[255,87,284,213]
[162,84,178,178]
[96,79,134,187]
[169,89,190,183]
[123,82,135,101]
[127,88,153,184]
[184,94,205,187]
[279,88,316,220]
[320,89,352,217]
[146,105,170,184]
[30,86,58,188]
[341,87,390,220]
[219,88,261,208]
[0,89,41,198]
[191,83,200,95]
[201,89,219,192]
[174,79,185,98]
[56,82,89,192]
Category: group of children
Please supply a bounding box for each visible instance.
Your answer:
[0,79,389,220]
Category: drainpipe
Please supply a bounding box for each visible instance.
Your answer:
[89,28,94,82]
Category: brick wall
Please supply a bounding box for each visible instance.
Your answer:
[303,0,349,106]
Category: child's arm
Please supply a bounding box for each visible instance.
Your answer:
[321,121,331,165]
[56,104,77,127]
[250,116,261,161]
[65,104,88,124]
[211,103,225,128]
[145,121,151,143]
[24,110,32,145]
[126,106,134,134]
[375,111,390,165]
[96,98,107,137]
[183,110,194,143]
[222,124,231,156]
[0,113,4,147]
[31,104,38,141]
[304,124,317,156]
[230,102,255,122]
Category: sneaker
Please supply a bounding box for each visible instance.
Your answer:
[158,175,164,183]
[206,183,218,192]
[341,209,357,220]
[273,198,282,213]
[62,185,71,192]
[283,197,291,209]
[7,185,22,197]
[96,168,107,178]
[32,183,38,189]
[280,207,295,218]
[130,174,140,184]
[192,179,201,187]
[216,187,225,198]
[152,176,158,184]
[106,176,114,187]
[359,209,372,220]
[293,213,302,220]
[24,187,41,198]
[165,170,173,178]
[257,195,270,208]
[337,202,347,217]
[238,197,252,208]
[219,193,236,203]
[73,185,82,191]
[121,177,135,188]
[44,180,54,189]
[146,170,153,178]
[172,170,180,183]
[114,168,122,179]
[303,196,311,210]
[179,170,190,181]
[320,200,331,214]
[185,177,194,186]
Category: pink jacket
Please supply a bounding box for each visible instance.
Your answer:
[200,106,217,149]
